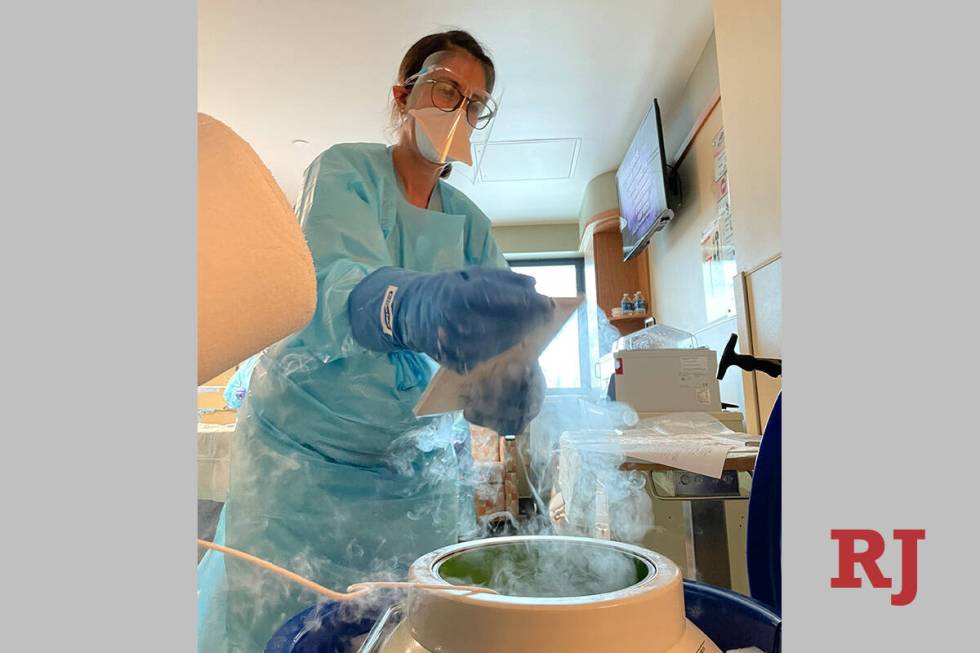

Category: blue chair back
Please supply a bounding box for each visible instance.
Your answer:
[747,392,782,613]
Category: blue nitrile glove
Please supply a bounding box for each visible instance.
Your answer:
[349,266,555,375]
[460,359,546,435]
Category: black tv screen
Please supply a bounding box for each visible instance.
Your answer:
[616,99,672,261]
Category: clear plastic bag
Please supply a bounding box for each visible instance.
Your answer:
[553,412,760,541]
[612,323,698,352]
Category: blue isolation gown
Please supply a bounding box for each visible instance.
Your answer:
[197,143,506,652]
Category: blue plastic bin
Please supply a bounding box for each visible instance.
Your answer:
[682,580,781,652]
[266,581,781,653]
[264,598,382,653]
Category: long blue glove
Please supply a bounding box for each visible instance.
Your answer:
[349,266,555,375]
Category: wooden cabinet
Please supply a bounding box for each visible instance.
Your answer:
[580,219,653,391]
[583,220,652,339]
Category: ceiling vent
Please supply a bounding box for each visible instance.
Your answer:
[472,138,581,182]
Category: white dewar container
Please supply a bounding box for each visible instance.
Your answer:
[367,536,723,653]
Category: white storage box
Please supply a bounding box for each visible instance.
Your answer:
[602,348,722,413]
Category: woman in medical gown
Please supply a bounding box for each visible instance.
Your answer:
[198,30,553,652]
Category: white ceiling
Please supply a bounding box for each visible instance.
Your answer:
[198,0,714,224]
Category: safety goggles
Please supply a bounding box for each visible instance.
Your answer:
[404,66,497,130]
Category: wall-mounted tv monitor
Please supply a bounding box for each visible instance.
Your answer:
[616,99,675,261]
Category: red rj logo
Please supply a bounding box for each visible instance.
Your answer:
[830,529,926,606]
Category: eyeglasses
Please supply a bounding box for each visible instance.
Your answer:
[405,70,497,130]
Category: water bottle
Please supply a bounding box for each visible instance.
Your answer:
[634,291,647,314]
[621,293,634,315]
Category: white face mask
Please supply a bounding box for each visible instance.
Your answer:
[409,106,474,166]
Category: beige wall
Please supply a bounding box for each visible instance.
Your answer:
[713,0,781,272]
[646,30,724,334]
[647,2,782,427]
[648,104,723,334]
[492,222,581,256]
[647,101,745,408]
[644,28,770,411]
[713,0,781,431]
[577,171,619,236]
[663,33,720,161]
[572,9,780,418]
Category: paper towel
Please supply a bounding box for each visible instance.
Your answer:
[197,113,316,384]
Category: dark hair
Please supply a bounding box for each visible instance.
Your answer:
[398,30,496,91]
[397,30,494,179]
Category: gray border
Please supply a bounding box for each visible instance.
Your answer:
[785,0,980,647]
[4,2,196,650]
[7,1,980,649]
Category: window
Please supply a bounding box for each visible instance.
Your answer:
[509,258,588,393]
